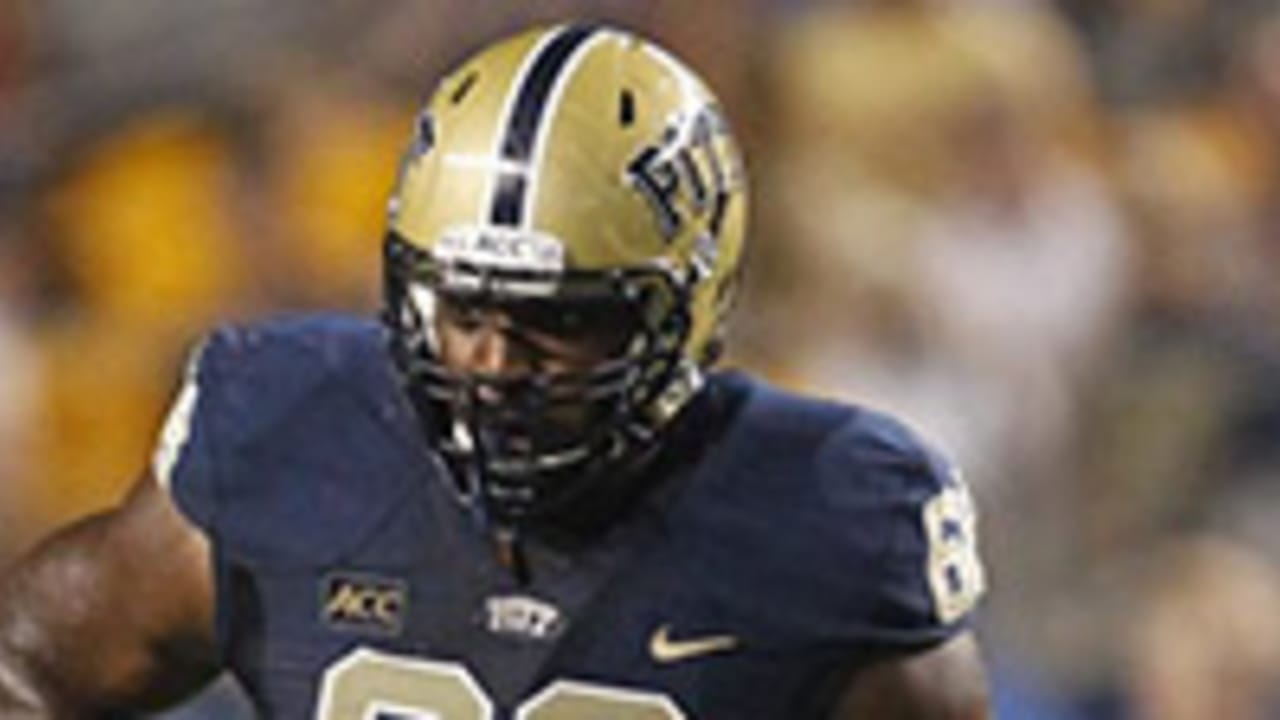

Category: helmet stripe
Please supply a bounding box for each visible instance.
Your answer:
[489,23,598,227]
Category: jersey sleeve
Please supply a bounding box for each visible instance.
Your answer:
[151,331,227,533]
[815,410,987,650]
[145,317,422,567]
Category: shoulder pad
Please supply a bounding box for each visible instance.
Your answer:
[691,375,985,650]
[159,315,426,566]
[818,404,985,642]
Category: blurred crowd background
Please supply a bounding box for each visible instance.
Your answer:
[2,0,1279,718]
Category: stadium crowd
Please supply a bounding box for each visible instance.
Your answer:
[0,0,1277,717]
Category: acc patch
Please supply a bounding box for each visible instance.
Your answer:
[321,572,408,637]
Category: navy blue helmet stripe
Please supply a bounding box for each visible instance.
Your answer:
[490,23,598,226]
[490,174,527,226]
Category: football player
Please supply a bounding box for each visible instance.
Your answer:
[0,24,990,719]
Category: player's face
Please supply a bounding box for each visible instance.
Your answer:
[433,293,634,378]
[432,292,637,447]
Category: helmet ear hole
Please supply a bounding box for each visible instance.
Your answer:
[451,71,479,105]
[619,88,636,127]
[415,112,436,154]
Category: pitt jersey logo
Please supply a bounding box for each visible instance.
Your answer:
[481,593,565,642]
[322,573,407,636]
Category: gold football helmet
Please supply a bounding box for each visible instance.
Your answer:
[383,23,747,522]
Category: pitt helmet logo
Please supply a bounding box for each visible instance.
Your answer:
[626,104,740,250]
[322,573,407,636]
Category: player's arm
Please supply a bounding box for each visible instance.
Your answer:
[0,471,219,717]
[831,631,991,720]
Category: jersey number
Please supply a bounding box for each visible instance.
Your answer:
[316,647,685,719]
[922,478,985,623]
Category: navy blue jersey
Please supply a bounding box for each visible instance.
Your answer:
[156,315,984,719]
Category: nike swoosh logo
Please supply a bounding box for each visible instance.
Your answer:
[649,624,739,663]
